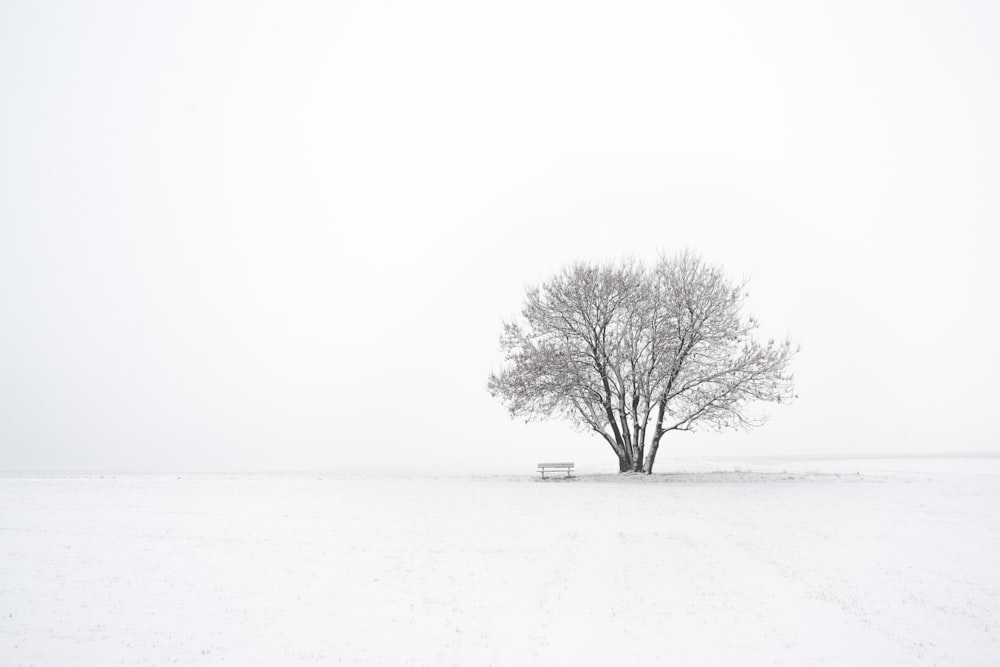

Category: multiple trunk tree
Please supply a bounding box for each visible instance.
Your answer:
[488,251,798,473]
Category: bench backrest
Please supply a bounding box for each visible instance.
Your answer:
[537,462,574,468]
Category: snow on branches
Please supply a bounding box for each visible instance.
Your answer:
[488,250,798,473]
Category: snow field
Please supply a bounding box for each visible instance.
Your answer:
[2,458,999,665]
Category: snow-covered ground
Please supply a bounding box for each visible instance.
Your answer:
[2,457,999,666]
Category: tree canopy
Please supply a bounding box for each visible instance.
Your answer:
[488,251,798,473]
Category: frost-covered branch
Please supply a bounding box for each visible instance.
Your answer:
[489,251,798,473]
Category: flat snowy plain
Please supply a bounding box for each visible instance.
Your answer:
[2,457,999,666]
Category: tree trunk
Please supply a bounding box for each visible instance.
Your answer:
[599,430,630,472]
[643,432,662,473]
[617,408,633,465]
[636,424,646,471]
[630,391,643,466]
[644,398,669,474]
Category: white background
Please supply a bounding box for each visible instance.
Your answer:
[2,0,998,472]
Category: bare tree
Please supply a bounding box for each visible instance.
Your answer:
[488,251,798,473]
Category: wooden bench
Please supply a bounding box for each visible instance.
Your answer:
[537,462,574,479]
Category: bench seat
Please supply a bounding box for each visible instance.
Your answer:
[537,462,574,478]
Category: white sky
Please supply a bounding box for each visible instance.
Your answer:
[2,0,998,472]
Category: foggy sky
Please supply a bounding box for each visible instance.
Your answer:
[2,0,998,472]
